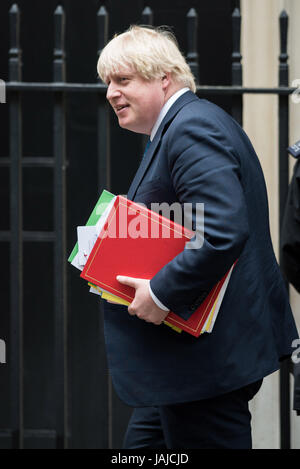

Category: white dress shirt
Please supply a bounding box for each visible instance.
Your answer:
[148,87,190,311]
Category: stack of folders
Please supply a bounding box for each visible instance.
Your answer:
[68,190,235,338]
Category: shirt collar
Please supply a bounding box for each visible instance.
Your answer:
[150,87,190,142]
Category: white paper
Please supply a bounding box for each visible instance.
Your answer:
[203,264,234,333]
[71,252,84,271]
[89,285,102,296]
[70,196,117,272]
[77,225,98,266]
[95,196,116,236]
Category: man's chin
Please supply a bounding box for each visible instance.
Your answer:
[119,121,140,134]
[118,117,130,129]
[118,120,128,129]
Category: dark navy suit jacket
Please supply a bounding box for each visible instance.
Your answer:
[103,91,299,407]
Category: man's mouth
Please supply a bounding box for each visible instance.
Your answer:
[115,104,129,113]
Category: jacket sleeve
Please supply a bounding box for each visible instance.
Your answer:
[150,113,249,320]
[281,159,300,293]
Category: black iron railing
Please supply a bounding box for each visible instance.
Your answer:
[0,3,296,449]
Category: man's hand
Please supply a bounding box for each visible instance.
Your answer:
[116,276,169,325]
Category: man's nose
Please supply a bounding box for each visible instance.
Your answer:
[106,83,121,101]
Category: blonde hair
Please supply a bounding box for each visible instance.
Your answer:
[97,25,196,93]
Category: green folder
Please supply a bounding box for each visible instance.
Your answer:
[68,189,115,263]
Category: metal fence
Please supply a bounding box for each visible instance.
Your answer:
[0,2,296,449]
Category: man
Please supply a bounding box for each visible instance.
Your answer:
[97,25,298,449]
[281,155,300,293]
[281,154,300,416]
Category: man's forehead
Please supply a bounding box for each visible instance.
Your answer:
[107,65,136,79]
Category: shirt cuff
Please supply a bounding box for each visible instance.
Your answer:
[149,285,170,311]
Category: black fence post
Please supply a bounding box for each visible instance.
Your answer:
[140,6,153,151]
[53,5,68,449]
[9,3,24,450]
[231,7,243,125]
[97,5,111,194]
[97,4,112,449]
[141,6,153,26]
[278,9,291,451]
[186,8,199,85]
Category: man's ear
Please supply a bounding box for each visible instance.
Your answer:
[161,72,171,90]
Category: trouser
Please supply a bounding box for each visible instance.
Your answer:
[123,379,263,449]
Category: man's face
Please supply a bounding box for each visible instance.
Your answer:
[106,68,166,135]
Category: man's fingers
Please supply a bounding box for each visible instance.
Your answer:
[128,303,135,316]
[117,275,139,288]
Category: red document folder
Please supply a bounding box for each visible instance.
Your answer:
[80,195,232,337]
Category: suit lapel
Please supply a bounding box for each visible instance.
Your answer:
[127,91,198,200]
